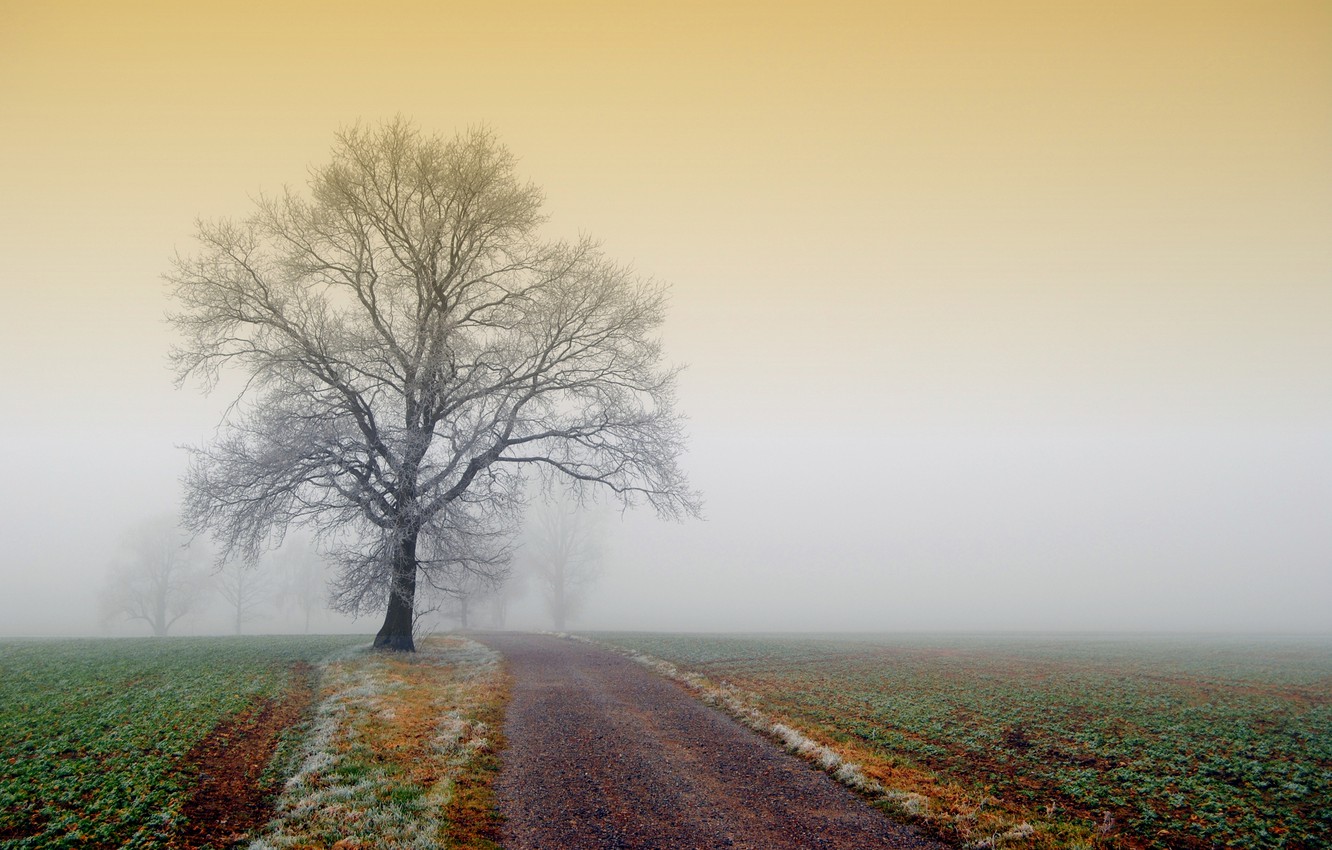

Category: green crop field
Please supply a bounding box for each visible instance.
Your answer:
[0,635,367,849]
[593,632,1332,850]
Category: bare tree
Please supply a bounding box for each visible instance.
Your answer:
[438,582,481,630]
[276,538,329,633]
[527,492,605,630]
[432,559,527,630]
[168,119,700,650]
[482,567,527,629]
[215,559,269,635]
[100,516,206,636]
[406,522,513,631]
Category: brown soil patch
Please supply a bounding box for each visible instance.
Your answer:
[176,662,316,849]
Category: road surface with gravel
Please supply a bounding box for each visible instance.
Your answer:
[477,633,947,850]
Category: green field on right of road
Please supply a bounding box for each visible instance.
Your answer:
[592,632,1332,850]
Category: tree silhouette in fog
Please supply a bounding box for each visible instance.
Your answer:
[168,119,699,650]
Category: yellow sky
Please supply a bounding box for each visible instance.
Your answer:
[1,1,1329,631]
[5,1,1327,223]
[3,2,1327,418]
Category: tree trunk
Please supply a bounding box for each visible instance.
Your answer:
[374,532,418,651]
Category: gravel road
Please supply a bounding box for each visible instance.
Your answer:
[477,633,947,850]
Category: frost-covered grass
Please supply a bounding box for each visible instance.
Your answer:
[250,636,508,850]
[0,634,366,849]
[583,632,1332,850]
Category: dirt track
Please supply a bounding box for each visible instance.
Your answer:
[478,633,946,850]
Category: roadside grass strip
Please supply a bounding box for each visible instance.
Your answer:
[250,636,508,850]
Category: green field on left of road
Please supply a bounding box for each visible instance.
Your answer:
[0,635,366,849]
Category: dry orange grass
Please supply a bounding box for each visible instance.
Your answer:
[440,667,510,850]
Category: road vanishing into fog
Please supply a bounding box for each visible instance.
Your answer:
[477,633,946,850]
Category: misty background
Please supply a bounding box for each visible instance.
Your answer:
[1,0,1328,636]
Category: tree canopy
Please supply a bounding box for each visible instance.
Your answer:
[169,119,700,649]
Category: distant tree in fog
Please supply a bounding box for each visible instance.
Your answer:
[483,567,527,629]
[99,516,206,636]
[439,579,483,630]
[427,560,526,631]
[420,536,511,631]
[527,493,604,630]
[215,559,269,635]
[167,118,700,651]
[277,540,330,633]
